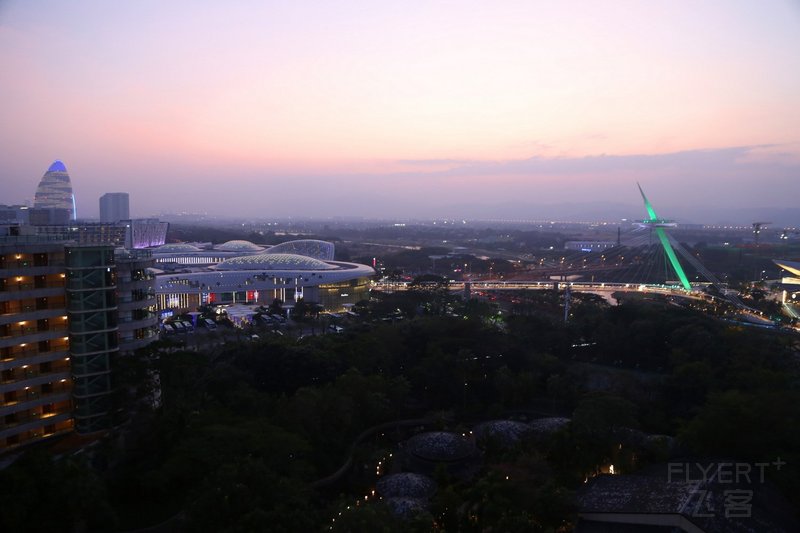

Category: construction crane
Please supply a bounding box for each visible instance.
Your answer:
[752,222,772,246]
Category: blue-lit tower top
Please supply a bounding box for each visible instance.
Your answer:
[47,160,68,173]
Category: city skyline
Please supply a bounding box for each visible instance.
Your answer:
[1,1,798,221]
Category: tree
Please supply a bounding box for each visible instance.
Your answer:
[186,457,318,532]
[269,298,284,316]
[572,392,638,439]
[291,297,312,321]
[0,451,117,532]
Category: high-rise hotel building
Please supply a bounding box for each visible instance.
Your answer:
[1,235,74,449]
[114,249,159,351]
[1,227,157,452]
[99,193,130,223]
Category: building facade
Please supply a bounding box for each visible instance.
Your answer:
[33,223,128,246]
[1,236,74,451]
[29,207,72,226]
[33,160,75,222]
[1,228,158,453]
[124,219,169,249]
[99,193,130,223]
[0,205,30,224]
[154,242,375,315]
[27,220,168,250]
[65,245,119,434]
[115,249,158,351]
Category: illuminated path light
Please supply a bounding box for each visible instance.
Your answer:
[637,183,692,291]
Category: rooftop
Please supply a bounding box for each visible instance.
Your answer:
[216,252,337,271]
[473,420,533,447]
[376,473,436,499]
[266,239,335,260]
[47,160,67,173]
[154,243,203,253]
[216,239,264,252]
[577,465,799,533]
[404,431,476,462]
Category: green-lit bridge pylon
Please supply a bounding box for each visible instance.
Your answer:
[637,183,692,291]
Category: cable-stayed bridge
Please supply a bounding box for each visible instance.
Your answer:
[375,184,765,318]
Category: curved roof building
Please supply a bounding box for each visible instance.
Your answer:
[215,240,264,253]
[34,160,76,220]
[266,239,335,260]
[152,241,266,267]
[400,431,479,477]
[155,243,203,253]
[529,417,571,435]
[216,253,338,271]
[404,431,477,462]
[376,473,437,499]
[158,254,373,292]
[377,473,437,519]
[472,420,533,447]
[155,241,374,312]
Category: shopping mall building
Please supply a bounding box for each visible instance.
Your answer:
[154,239,375,316]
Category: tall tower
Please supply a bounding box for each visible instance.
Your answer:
[99,193,130,223]
[637,184,691,290]
[33,161,76,221]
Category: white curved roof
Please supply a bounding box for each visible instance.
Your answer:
[156,259,374,293]
[154,243,203,253]
[216,240,264,252]
[266,239,335,260]
[217,253,337,271]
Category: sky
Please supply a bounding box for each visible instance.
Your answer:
[1,1,799,222]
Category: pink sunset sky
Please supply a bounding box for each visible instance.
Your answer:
[1,1,798,221]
